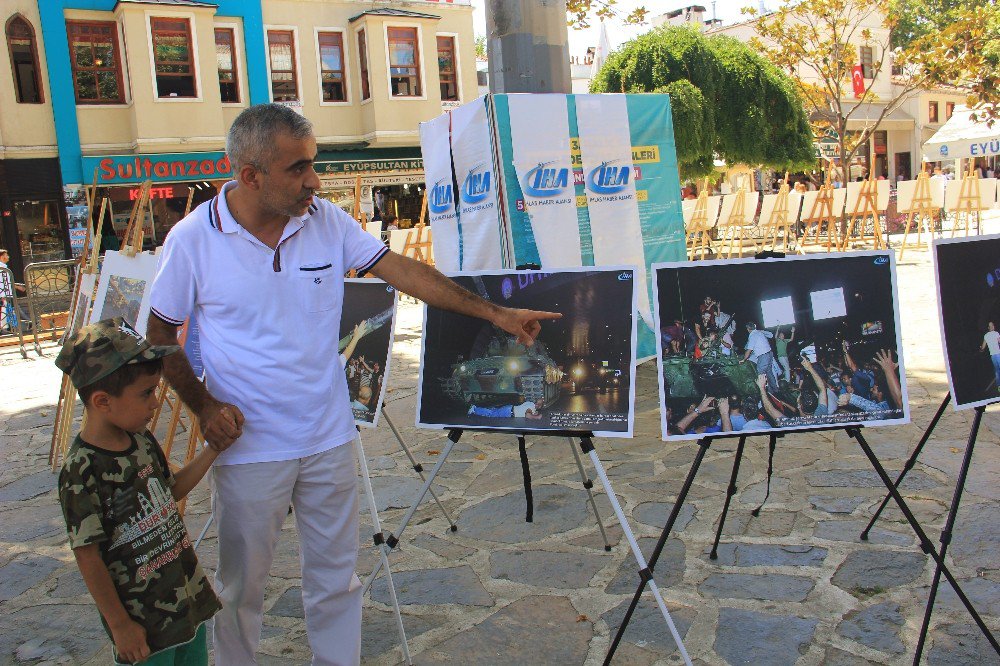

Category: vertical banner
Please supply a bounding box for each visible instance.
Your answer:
[507,95,582,267]
[419,114,461,272]
[450,98,504,270]
[576,94,650,325]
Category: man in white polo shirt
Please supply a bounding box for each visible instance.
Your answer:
[146,104,559,665]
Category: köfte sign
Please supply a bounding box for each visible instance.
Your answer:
[81,152,234,185]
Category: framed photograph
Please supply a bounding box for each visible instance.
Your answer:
[417,268,638,437]
[653,251,909,440]
[934,233,1000,410]
[89,251,160,336]
[340,279,398,428]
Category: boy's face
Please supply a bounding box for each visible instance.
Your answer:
[104,371,161,433]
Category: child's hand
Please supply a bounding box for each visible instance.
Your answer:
[111,618,150,663]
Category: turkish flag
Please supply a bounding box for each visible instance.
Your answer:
[852,65,865,98]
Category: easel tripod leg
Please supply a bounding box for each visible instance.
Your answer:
[603,437,712,665]
[362,431,460,595]
[381,407,457,530]
[710,435,747,559]
[751,434,777,516]
[568,437,612,551]
[862,393,950,540]
[355,433,412,665]
[848,428,999,654]
[912,407,988,663]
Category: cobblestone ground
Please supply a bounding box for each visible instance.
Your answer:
[2,226,999,666]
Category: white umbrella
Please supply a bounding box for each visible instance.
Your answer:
[922,105,1000,161]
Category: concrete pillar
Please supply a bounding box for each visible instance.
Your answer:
[486,0,571,94]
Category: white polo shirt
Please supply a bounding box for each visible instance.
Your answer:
[149,181,388,466]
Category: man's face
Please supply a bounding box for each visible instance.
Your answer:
[0,252,8,263]
[990,322,996,332]
[258,131,322,218]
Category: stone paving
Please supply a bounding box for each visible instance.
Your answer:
[2,228,1000,665]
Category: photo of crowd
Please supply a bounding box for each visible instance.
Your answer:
[934,234,1000,410]
[339,279,397,427]
[653,252,908,440]
[417,269,637,437]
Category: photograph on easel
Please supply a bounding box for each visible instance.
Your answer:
[89,250,160,335]
[653,251,908,440]
[417,268,638,437]
[340,279,398,427]
[934,233,1000,410]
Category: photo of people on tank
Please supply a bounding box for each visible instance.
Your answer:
[653,252,908,440]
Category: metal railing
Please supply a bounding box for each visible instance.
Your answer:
[24,259,77,356]
[0,265,28,358]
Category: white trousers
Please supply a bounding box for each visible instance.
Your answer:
[212,443,361,666]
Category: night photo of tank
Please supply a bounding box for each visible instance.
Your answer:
[653,252,909,441]
[417,268,637,436]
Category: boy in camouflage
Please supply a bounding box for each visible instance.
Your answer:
[55,318,224,664]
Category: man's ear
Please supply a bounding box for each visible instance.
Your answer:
[89,390,113,414]
[237,163,263,191]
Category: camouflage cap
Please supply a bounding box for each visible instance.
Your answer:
[55,317,179,389]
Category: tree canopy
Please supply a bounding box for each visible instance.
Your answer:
[589,26,815,177]
[566,0,646,29]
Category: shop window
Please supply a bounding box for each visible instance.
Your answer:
[859,45,874,79]
[357,29,370,100]
[15,201,65,264]
[6,15,43,103]
[215,27,239,103]
[928,101,939,123]
[945,102,955,120]
[437,35,458,101]
[151,17,197,98]
[388,27,421,97]
[318,31,346,102]
[267,30,298,101]
[66,20,125,104]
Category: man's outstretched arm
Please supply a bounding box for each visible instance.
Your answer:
[369,252,561,345]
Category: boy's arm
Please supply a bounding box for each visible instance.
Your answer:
[171,445,220,501]
[73,545,150,663]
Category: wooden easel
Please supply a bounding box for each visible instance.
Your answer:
[950,161,983,237]
[761,172,798,253]
[717,186,757,259]
[685,178,714,260]
[801,162,840,252]
[401,225,434,266]
[841,176,884,251]
[898,168,939,259]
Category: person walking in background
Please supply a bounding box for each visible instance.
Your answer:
[982,321,1000,394]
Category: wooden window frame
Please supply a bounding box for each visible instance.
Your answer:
[357,27,370,101]
[387,26,421,98]
[317,31,347,103]
[66,19,126,105]
[436,34,458,102]
[267,29,299,101]
[214,26,240,103]
[150,16,197,99]
[928,100,939,123]
[945,102,955,121]
[6,14,44,104]
[859,45,874,80]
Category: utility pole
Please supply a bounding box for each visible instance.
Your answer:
[485,0,571,94]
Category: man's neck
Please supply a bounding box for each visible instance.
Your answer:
[225,185,290,249]
[80,414,132,452]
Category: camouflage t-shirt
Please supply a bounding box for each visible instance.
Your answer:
[58,430,221,662]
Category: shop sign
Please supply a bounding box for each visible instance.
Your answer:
[81,152,233,185]
[319,172,424,189]
[317,158,423,175]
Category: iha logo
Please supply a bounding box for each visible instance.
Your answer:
[939,145,949,157]
[501,277,514,299]
[873,256,888,266]
[428,179,454,214]
[461,164,492,204]
[587,161,631,194]
[523,161,570,197]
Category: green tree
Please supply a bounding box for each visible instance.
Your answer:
[590,26,815,177]
[567,0,646,29]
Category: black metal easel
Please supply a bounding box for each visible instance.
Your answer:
[360,427,694,666]
[603,423,999,664]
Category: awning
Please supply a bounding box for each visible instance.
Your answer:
[923,105,1000,161]
[843,103,915,131]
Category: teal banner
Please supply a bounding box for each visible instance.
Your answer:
[81,152,233,185]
